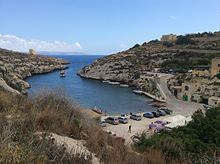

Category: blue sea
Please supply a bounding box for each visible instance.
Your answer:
[26,55,156,115]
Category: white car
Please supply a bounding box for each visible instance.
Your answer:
[118,117,128,124]
[130,114,142,121]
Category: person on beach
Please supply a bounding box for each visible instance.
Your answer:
[128,125,131,133]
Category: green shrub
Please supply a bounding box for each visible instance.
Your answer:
[216,73,220,79]
[135,108,220,163]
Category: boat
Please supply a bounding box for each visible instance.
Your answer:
[120,84,129,87]
[108,81,120,85]
[60,70,66,77]
[102,80,110,83]
[150,102,167,108]
[132,90,143,94]
[92,106,103,115]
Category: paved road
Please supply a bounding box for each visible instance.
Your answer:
[157,74,204,116]
[101,73,204,144]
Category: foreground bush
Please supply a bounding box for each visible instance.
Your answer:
[135,108,220,163]
[0,90,168,164]
[0,90,91,163]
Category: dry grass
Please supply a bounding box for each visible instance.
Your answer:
[0,90,91,163]
[0,89,178,163]
[85,125,168,164]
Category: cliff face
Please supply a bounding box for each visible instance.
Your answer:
[0,48,69,94]
[78,32,220,93]
[79,42,175,92]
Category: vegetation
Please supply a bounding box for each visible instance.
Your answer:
[185,31,220,38]
[161,51,213,70]
[148,39,160,44]
[217,73,220,79]
[135,108,220,163]
[131,44,141,49]
[1,88,220,163]
[162,41,174,47]
[0,90,91,163]
[161,58,210,70]
[0,90,168,164]
[176,35,196,45]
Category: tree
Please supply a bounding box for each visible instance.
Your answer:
[176,36,196,45]
[216,73,220,79]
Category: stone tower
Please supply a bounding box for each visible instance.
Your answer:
[29,49,37,55]
[211,57,220,77]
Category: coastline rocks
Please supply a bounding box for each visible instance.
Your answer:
[78,43,172,94]
[0,78,20,95]
[0,48,69,94]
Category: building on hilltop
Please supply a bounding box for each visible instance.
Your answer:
[211,57,220,77]
[29,49,37,55]
[161,34,177,42]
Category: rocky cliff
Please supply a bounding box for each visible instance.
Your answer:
[0,48,69,94]
[78,42,175,93]
[78,31,220,93]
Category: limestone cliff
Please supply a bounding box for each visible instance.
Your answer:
[78,32,220,93]
[78,42,174,93]
[0,48,69,94]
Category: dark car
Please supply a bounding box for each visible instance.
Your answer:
[157,109,166,116]
[159,108,173,115]
[104,117,119,125]
[152,111,160,117]
[143,112,154,118]
[130,114,142,121]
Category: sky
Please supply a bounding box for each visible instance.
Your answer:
[0,0,219,55]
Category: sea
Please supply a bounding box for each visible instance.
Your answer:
[26,55,156,115]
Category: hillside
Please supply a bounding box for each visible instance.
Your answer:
[0,48,69,94]
[78,31,220,93]
[0,90,170,164]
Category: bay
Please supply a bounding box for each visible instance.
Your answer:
[26,55,156,115]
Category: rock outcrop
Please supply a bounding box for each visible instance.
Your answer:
[78,31,220,94]
[0,48,69,94]
[78,42,174,93]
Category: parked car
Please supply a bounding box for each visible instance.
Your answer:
[118,117,128,124]
[152,111,160,117]
[157,109,166,116]
[143,112,154,118]
[154,120,168,126]
[120,114,129,119]
[159,108,173,115]
[100,120,107,127]
[104,117,119,125]
[130,114,142,121]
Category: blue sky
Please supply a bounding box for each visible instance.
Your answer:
[0,0,220,54]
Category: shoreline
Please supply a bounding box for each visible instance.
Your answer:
[79,72,203,117]
[0,49,70,95]
[24,65,69,81]
[22,64,69,95]
[78,73,164,101]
